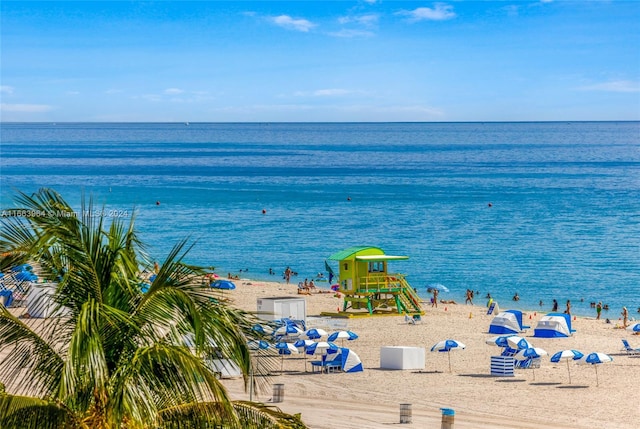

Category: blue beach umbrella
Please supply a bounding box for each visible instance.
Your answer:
[577,352,613,387]
[340,347,364,373]
[430,339,466,373]
[328,330,359,346]
[252,323,273,336]
[273,324,304,340]
[427,283,450,293]
[149,274,157,282]
[514,347,547,380]
[210,280,236,290]
[485,335,514,348]
[294,339,315,371]
[248,340,270,350]
[275,341,299,372]
[15,271,37,282]
[306,341,340,369]
[304,328,328,340]
[506,336,532,350]
[550,350,584,384]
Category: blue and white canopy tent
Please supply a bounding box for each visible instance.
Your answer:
[488,310,530,334]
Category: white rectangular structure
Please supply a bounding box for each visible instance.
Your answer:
[257,296,307,322]
[380,346,425,370]
[490,356,515,377]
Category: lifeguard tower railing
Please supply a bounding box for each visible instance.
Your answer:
[345,273,422,315]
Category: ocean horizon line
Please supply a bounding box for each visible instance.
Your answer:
[1,120,638,125]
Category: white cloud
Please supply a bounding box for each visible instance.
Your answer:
[328,29,375,38]
[577,80,640,93]
[271,15,316,32]
[164,88,184,95]
[397,3,456,22]
[338,14,379,27]
[0,85,14,95]
[0,103,53,113]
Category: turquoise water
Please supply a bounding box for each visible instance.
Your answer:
[1,122,639,317]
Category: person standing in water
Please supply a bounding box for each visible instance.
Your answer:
[596,302,603,320]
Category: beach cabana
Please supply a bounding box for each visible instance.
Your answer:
[488,310,530,334]
[533,313,575,338]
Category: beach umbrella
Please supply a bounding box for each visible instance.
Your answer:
[306,341,340,371]
[251,323,273,336]
[340,347,364,373]
[550,350,584,384]
[577,352,613,387]
[328,330,359,346]
[330,283,340,291]
[15,271,37,282]
[294,339,315,371]
[430,339,466,373]
[514,347,547,380]
[248,340,270,350]
[304,328,328,340]
[626,323,640,333]
[275,341,299,372]
[485,335,514,348]
[149,274,157,282]
[273,324,304,340]
[427,283,450,293]
[210,280,236,290]
[506,336,532,350]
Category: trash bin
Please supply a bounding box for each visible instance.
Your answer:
[441,408,455,429]
[399,403,412,424]
[272,384,284,403]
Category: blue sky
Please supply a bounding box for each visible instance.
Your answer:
[1,1,639,122]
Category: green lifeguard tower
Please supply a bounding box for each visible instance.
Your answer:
[323,246,423,317]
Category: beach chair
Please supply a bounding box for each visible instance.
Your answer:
[621,339,640,356]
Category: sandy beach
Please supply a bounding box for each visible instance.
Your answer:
[221,278,640,429]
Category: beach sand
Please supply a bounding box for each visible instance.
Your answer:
[221,279,640,429]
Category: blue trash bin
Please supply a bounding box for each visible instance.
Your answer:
[441,408,455,429]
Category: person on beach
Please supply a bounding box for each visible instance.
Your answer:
[465,289,473,305]
[284,266,292,284]
[565,300,571,315]
[552,299,558,312]
[153,261,160,274]
[622,307,629,328]
[596,301,603,320]
[432,288,438,308]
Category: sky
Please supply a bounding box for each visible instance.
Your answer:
[1,1,639,122]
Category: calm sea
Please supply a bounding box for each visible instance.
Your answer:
[1,122,639,317]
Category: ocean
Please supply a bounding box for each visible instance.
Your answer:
[1,121,639,318]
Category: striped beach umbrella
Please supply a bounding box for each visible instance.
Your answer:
[577,352,613,387]
[550,349,584,384]
[430,339,466,373]
[328,330,359,346]
[275,341,299,372]
[304,328,328,340]
[506,336,532,350]
[514,347,547,380]
[626,323,640,333]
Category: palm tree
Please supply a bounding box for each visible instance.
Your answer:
[0,188,306,429]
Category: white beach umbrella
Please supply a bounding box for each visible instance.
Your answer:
[485,335,514,348]
[550,350,584,384]
[577,352,613,387]
[273,324,304,340]
[294,339,315,371]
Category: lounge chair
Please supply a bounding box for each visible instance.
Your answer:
[621,339,640,356]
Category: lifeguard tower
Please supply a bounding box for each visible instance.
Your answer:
[323,246,423,317]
